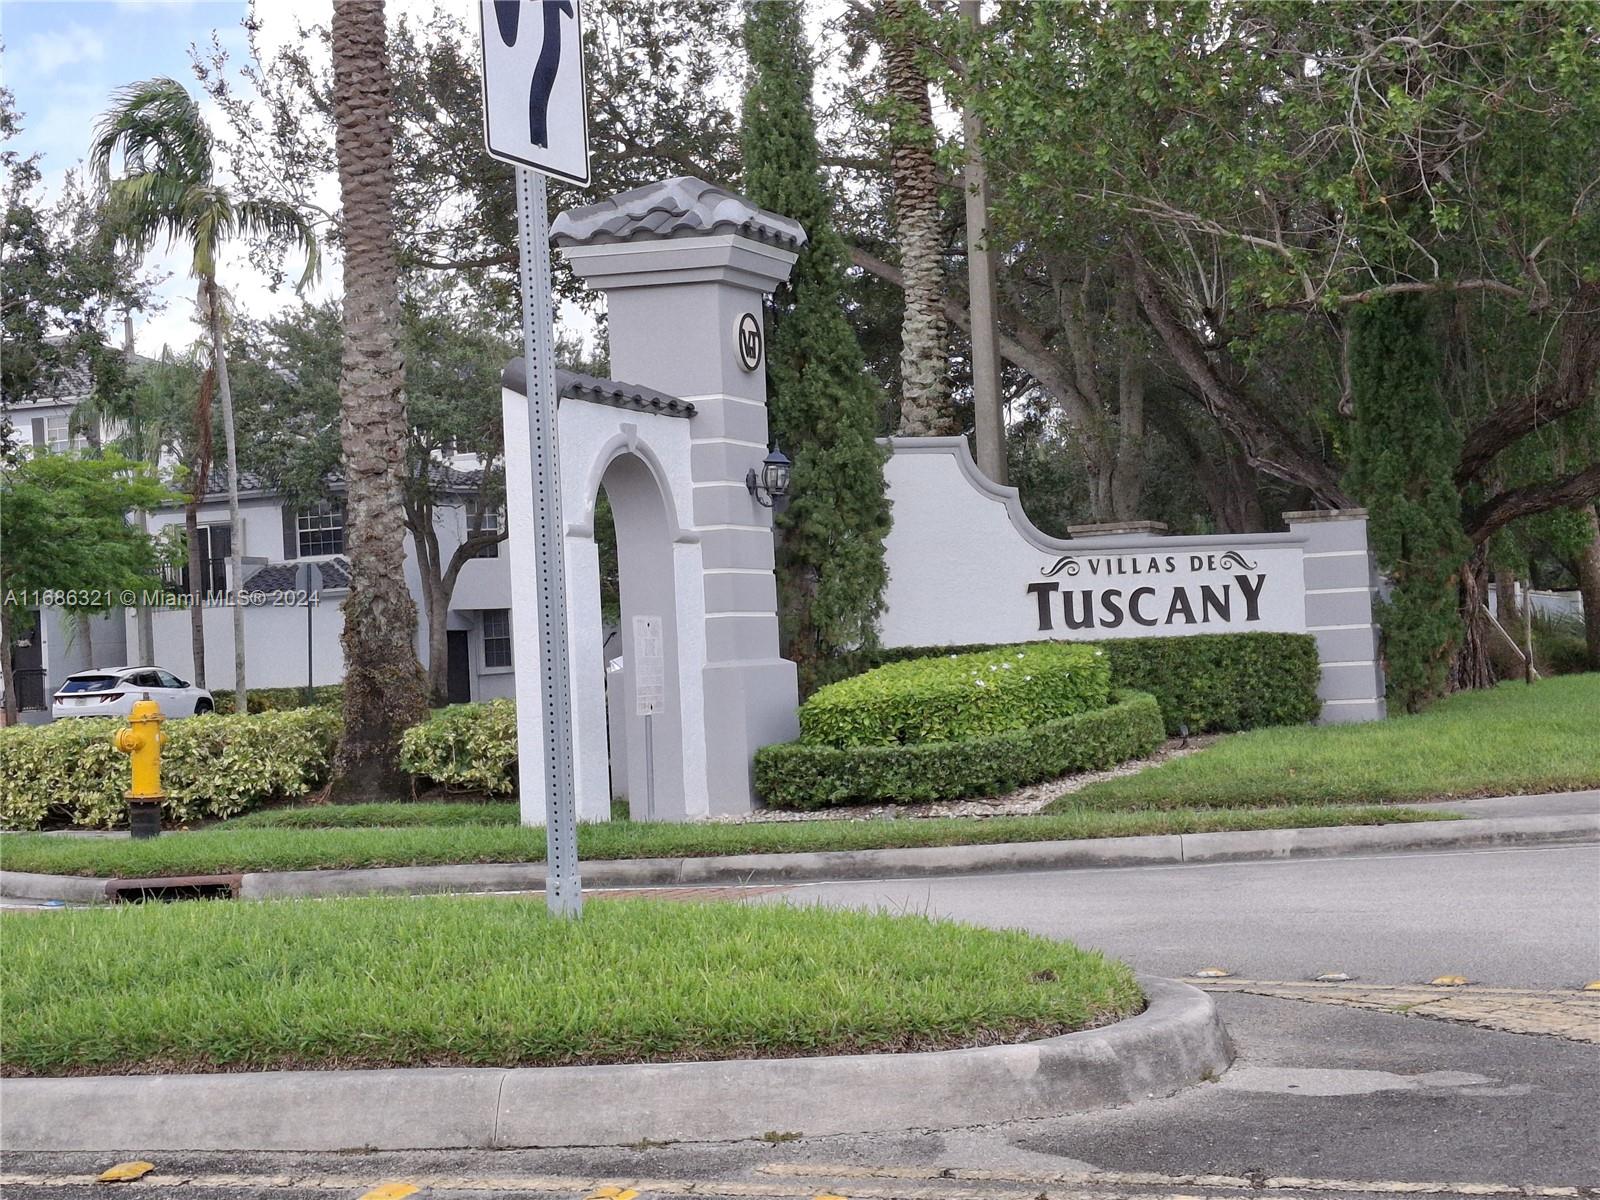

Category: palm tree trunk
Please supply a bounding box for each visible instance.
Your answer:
[883,0,950,437]
[184,498,206,688]
[205,275,248,711]
[329,0,428,799]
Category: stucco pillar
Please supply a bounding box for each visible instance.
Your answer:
[552,178,805,814]
[1287,508,1387,723]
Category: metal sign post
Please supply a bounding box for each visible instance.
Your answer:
[632,614,665,820]
[295,562,322,707]
[514,167,581,916]
[480,0,592,917]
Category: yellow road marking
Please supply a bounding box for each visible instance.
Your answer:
[360,1184,421,1200]
[95,1161,156,1182]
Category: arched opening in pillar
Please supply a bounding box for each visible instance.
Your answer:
[590,452,686,821]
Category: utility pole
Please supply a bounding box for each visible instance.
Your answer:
[961,0,1005,485]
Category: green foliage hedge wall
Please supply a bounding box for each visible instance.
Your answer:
[799,643,1110,748]
[1099,633,1322,735]
[829,632,1322,736]
[397,699,518,796]
[756,690,1165,809]
[0,708,342,831]
[213,685,344,715]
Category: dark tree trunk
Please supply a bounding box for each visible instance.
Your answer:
[1451,545,1496,692]
[0,597,17,726]
[1580,505,1600,671]
[1493,566,1520,631]
[329,0,429,801]
[184,499,206,689]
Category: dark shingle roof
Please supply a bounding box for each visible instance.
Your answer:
[499,363,696,419]
[549,177,805,251]
[245,556,351,593]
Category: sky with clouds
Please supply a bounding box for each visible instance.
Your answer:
[2,0,476,358]
[4,0,864,362]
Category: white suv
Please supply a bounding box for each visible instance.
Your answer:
[51,667,215,720]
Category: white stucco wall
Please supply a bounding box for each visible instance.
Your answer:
[880,440,1309,647]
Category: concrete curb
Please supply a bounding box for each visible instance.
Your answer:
[0,976,1229,1151]
[2,812,1595,903]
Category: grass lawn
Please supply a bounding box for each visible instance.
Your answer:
[229,801,524,829]
[0,804,1451,878]
[1,896,1141,1076]
[1065,675,1600,811]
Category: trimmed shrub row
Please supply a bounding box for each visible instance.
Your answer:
[213,685,344,715]
[825,632,1321,736]
[1100,633,1322,735]
[0,708,342,831]
[799,642,1109,748]
[754,690,1165,810]
[398,698,518,796]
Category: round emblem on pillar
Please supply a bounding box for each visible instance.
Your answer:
[735,312,763,373]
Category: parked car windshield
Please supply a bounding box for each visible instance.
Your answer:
[58,676,120,694]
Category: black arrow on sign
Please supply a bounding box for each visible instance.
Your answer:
[490,0,573,150]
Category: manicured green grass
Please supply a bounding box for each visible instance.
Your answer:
[229,801,523,829]
[0,805,1451,878]
[1,896,1141,1075]
[1065,676,1600,811]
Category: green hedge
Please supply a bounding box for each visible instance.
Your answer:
[799,642,1110,748]
[825,633,1321,737]
[1099,633,1322,735]
[755,690,1164,810]
[213,685,344,715]
[0,709,342,831]
[398,699,518,796]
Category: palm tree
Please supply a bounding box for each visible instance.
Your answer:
[880,0,951,437]
[329,0,429,798]
[91,79,318,712]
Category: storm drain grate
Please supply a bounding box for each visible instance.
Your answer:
[104,874,242,904]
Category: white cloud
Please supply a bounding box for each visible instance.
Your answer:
[23,24,108,76]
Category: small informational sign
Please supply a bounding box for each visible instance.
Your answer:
[632,615,665,716]
[479,0,591,184]
[735,311,763,372]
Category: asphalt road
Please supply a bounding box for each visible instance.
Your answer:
[770,843,1600,988]
[3,843,1597,1197]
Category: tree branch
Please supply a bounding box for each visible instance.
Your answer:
[1466,463,1600,545]
[1455,283,1600,486]
[1127,248,1352,506]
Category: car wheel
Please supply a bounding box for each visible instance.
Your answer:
[194,698,214,715]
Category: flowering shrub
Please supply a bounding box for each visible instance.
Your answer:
[398,699,518,795]
[0,708,342,831]
[798,642,1110,748]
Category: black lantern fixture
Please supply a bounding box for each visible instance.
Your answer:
[746,446,792,511]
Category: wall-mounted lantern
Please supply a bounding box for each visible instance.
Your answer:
[746,446,792,513]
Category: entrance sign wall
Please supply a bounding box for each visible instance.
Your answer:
[878,439,1387,724]
[502,178,805,824]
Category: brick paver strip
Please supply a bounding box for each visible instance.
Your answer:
[1198,979,1600,1043]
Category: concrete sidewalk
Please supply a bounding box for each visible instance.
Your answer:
[1,791,1595,904]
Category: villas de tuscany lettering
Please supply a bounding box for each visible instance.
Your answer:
[1026,552,1267,632]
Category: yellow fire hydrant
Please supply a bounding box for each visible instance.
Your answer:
[112,697,167,839]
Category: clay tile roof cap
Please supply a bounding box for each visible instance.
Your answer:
[549,176,806,250]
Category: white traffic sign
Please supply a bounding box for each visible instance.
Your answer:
[480,0,591,184]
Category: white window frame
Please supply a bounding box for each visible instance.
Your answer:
[481,608,513,671]
[296,502,346,558]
